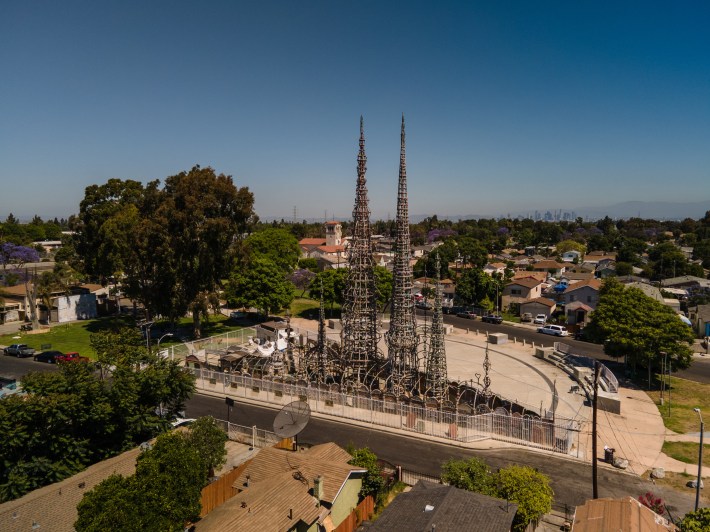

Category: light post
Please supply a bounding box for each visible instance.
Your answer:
[156,333,173,356]
[693,408,704,511]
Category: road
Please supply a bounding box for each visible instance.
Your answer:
[186,393,698,517]
[420,311,710,384]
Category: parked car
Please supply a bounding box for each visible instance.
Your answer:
[443,306,465,315]
[416,301,433,310]
[34,350,64,363]
[481,314,503,324]
[537,324,569,336]
[533,314,547,325]
[456,310,476,319]
[56,352,90,363]
[4,344,36,358]
[521,312,533,322]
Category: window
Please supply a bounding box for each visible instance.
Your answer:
[511,289,521,296]
[587,296,593,303]
[569,295,576,302]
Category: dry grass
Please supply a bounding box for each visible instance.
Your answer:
[645,376,710,434]
[647,471,710,505]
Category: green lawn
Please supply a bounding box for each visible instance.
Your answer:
[289,297,342,320]
[662,441,710,465]
[646,376,710,434]
[0,312,242,359]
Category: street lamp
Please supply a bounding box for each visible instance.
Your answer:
[694,407,704,511]
[156,333,174,356]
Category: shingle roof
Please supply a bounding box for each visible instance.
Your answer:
[564,279,601,293]
[521,297,557,308]
[198,444,365,532]
[506,278,542,289]
[0,448,141,532]
[233,444,364,504]
[364,481,517,532]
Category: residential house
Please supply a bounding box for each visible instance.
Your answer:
[561,250,581,263]
[512,271,547,284]
[532,260,566,277]
[562,279,602,310]
[0,282,96,323]
[688,304,710,339]
[571,496,677,531]
[595,261,616,278]
[660,276,710,296]
[501,278,543,312]
[624,282,681,312]
[0,446,142,532]
[196,443,367,532]
[519,297,556,320]
[360,480,517,532]
[565,301,594,326]
[298,238,327,257]
[483,262,507,277]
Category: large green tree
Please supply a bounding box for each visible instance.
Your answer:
[309,268,348,314]
[0,343,194,503]
[226,256,295,315]
[76,431,208,532]
[244,228,301,274]
[75,168,255,337]
[585,278,695,382]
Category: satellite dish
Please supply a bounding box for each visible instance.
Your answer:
[273,400,311,439]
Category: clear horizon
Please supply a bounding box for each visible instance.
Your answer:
[2,1,709,222]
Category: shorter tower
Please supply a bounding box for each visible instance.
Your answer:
[425,253,448,403]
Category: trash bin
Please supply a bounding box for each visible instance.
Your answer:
[604,447,615,463]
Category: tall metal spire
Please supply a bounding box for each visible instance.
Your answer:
[385,114,419,393]
[425,253,448,403]
[341,116,380,382]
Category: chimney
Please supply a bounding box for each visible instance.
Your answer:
[314,475,324,505]
[245,475,250,487]
[288,508,293,519]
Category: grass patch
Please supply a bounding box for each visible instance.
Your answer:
[645,376,710,434]
[647,471,710,506]
[290,297,320,319]
[662,441,710,465]
[0,312,243,359]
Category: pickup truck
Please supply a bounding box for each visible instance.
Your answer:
[56,352,90,363]
[4,344,36,358]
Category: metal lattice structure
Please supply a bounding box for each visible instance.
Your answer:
[424,254,448,402]
[385,115,419,394]
[300,285,341,383]
[341,117,381,382]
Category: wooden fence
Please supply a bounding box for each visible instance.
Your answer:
[199,461,252,517]
[334,495,375,532]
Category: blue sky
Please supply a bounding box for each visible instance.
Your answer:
[1,1,709,221]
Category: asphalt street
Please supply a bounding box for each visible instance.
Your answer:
[186,393,699,518]
[433,312,710,384]
[3,317,710,383]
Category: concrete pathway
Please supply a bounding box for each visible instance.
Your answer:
[287,316,708,480]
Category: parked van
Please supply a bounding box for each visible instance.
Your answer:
[537,324,569,337]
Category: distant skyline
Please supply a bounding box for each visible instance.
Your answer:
[2,1,709,222]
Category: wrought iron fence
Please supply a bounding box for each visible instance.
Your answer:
[190,369,579,454]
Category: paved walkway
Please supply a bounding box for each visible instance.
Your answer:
[288,316,708,479]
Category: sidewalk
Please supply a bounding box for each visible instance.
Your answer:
[288,316,707,479]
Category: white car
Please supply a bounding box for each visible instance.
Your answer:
[537,324,569,336]
[533,314,547,325]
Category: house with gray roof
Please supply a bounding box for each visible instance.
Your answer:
[359,480,517,531]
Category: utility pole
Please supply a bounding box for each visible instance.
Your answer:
[694,408,704,512]
[592,360,601,499]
